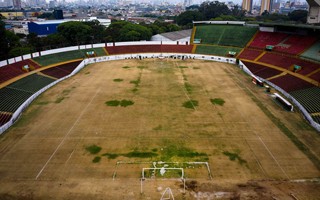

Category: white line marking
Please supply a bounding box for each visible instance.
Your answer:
[35,88,100,180]
[175,61,197,111]
[224,65,291,180]
[65,149,75,165]
[258,136,290,179]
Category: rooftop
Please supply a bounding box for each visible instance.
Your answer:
[159,29,192,41]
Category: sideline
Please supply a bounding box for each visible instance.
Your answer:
[35,88,101,180]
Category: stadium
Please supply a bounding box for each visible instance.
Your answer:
[0,21,320,199]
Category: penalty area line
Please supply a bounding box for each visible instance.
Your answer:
[35,88,101,180]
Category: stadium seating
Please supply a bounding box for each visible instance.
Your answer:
[242,61,266,72]
[194,25,257,47]
[0,59,41,85]
[258,53,320,75]
[33,48,105,66]
[309,71,320,82]
[195,45,242,56]
[241,61,282,79]
[249,32,288,49]
[0,112,12,126]
[290,87,320,114]
[249,32,318,55]
[106,45,193,55]
[301,40,320,62]
[237,49,263,60]
[0,87,33,113]
[41,60,82,79]
[7,73,55,94]
[269,74,314,92]
[0,74,55,113]
[275,35,318,55]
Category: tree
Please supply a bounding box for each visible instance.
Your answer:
[176,10,205,27]
[5,31,20,48]
[57,21,92,45]
[83,20,106,43]
[38,12,54,19]
[288,10,308,23]
[8,46,34,57]
[166,24,180,32]
[199,1,231,20]
[118,23,152,41]
[145,24,162,35]
[186,5,200,10]
[27,32,42,51]
[231,5,246,19]
[43,33,68,49]
[212,15,237,21]
[0,20,9,60]
[105,21,130,42]
[256,13,289,22]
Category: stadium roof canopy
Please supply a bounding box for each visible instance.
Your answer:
[254,22,320,30]
[193,21,320,30]
[151,29,191,42]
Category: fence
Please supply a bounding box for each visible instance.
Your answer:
[239,61,320,132]
[0,41,192,68]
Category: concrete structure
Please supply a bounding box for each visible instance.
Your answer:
[0,12,24,19]
[260,0,273,14]
[242,0,253,12]
[28,20,72,36]
[151,29,191,43]
[12,0,21,9]
[307,0,320,23]
[80,17,111,27]
[13,27,29,35]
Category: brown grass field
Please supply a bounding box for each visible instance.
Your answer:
[0,59,319,199]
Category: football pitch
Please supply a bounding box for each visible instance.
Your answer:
[0,59,319,199]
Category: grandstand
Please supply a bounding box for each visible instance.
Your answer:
[0,59,41,85]
[248,31,318,55]
[301,40,320,62]
[195,45,242,57]
[0,59,81,126]
[249,32,288,49]
[105,44,193,55]
[257,53,320,75]
[290,87,320,118]
[269,74,314,92]
[193,24,257,47]
[241,61,282,79]
[33,47,106,66]
[237,49,263,60]
[41,60,82,79]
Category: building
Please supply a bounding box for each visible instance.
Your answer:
[13,27,29,35]
[80,17,111,27]
[151,29,191,43]
[242,0,253,13]
[12,0,21,9]
[260,0,273,14]
[28,20,71,36]
[307,0,320,24]
[53,10,64,19]
[0,12,24,19]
